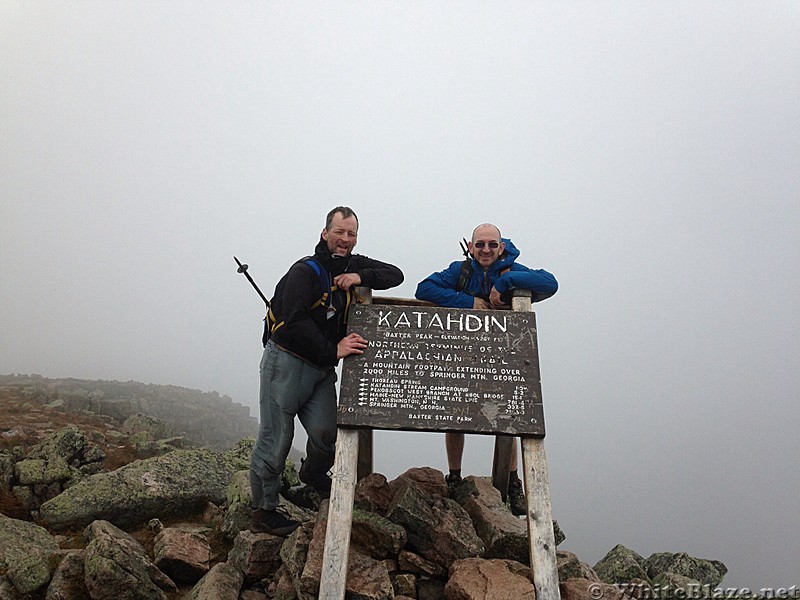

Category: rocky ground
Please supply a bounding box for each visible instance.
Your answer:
[0,381,729,599]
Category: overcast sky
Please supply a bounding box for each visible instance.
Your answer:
[2,2,798,590]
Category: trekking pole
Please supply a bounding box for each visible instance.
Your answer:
[233,256,270,308]
[459,238,470,259]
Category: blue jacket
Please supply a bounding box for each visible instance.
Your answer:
[414,238,558,308]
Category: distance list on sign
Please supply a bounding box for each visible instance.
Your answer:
[338,304,545,436]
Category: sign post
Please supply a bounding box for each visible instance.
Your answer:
[320,286,371,599]
[512,290,560,600]
[319,427,359,600]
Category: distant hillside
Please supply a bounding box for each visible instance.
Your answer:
[0,373,258,452]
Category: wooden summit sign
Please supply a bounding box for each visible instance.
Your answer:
[338,303,545,436]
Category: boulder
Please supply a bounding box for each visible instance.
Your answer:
[14,457,71,486]
[222,438,257,473]
[27,425,89,464]
[228,530,284,585]
[44,550,88,600]
[387,479,484,569]
[389,466,449,499]
[39,449,240,530]
[557,550,600,582]
[652,571,703,593]
[152,525,212,584]
[221,469,252,539]
[278,521,316,600]
[0,513,59,596]
[122,413,171,440]
[340,550,394,600]
[351,507,408,559]
[82,520,176,600]
[594,544,649,584]
[1,451,17,489]
[445,557,535,599]
[184,562,244,600]
[354,472,395,515]
[645,552,727,587]
[397,550,446,578]
[297,517,393,598]
[392,572,417,597]
[0,578,19,599]
[456,476,529,564]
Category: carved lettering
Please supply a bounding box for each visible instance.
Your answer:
[340,305,544,436]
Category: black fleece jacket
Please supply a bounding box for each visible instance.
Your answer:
[268,239,403,367]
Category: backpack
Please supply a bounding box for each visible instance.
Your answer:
[262,257,354,346]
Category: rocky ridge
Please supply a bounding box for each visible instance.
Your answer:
[1,380,729,599]
[0,374,257,453]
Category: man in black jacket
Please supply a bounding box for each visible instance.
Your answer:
[249,206,403,535]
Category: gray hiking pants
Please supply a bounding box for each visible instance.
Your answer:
[249,340,338,510]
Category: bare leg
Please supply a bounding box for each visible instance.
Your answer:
[445,432,465,470]
[510,438,519,472]
[507,437,526,515]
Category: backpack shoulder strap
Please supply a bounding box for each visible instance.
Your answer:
[265,257,331,343]
[303,257,333,309]
[456,238,474,293]
[456,259,473,293]
[305,257,355,326]
[267,257,355,344]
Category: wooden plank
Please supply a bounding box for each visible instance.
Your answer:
[357,429,373,480]
[354,286,374,480]
[371,296,435,306]
[319,286,374,598]
[319,428,359,599]
[522,437,560,600]
[512,288,559,600]
[491,435,513,500]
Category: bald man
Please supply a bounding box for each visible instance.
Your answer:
[415,223,557,515]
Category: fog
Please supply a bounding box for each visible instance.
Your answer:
[2,2,798,589]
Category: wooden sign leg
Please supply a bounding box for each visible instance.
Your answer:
[521,437,560,600]
[354,286,374,482]
[357,429,373,481]
[320,427,359,599]
[491,435,513,500]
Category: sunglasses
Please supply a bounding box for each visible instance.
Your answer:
[473,241,500,249]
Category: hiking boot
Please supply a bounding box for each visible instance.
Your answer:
[298,458,332,499]
[445,473,463,494]
[250,508,301,536]
[508,478,526,516]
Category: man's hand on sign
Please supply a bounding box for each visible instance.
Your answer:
[489,287,508,309]
[473,297,491,310]
[337,332,368,359]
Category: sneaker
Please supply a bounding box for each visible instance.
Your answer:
[445,473,463,494]
[507,478,526,516]
[298,458,332,499]
[250,508,301,536]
